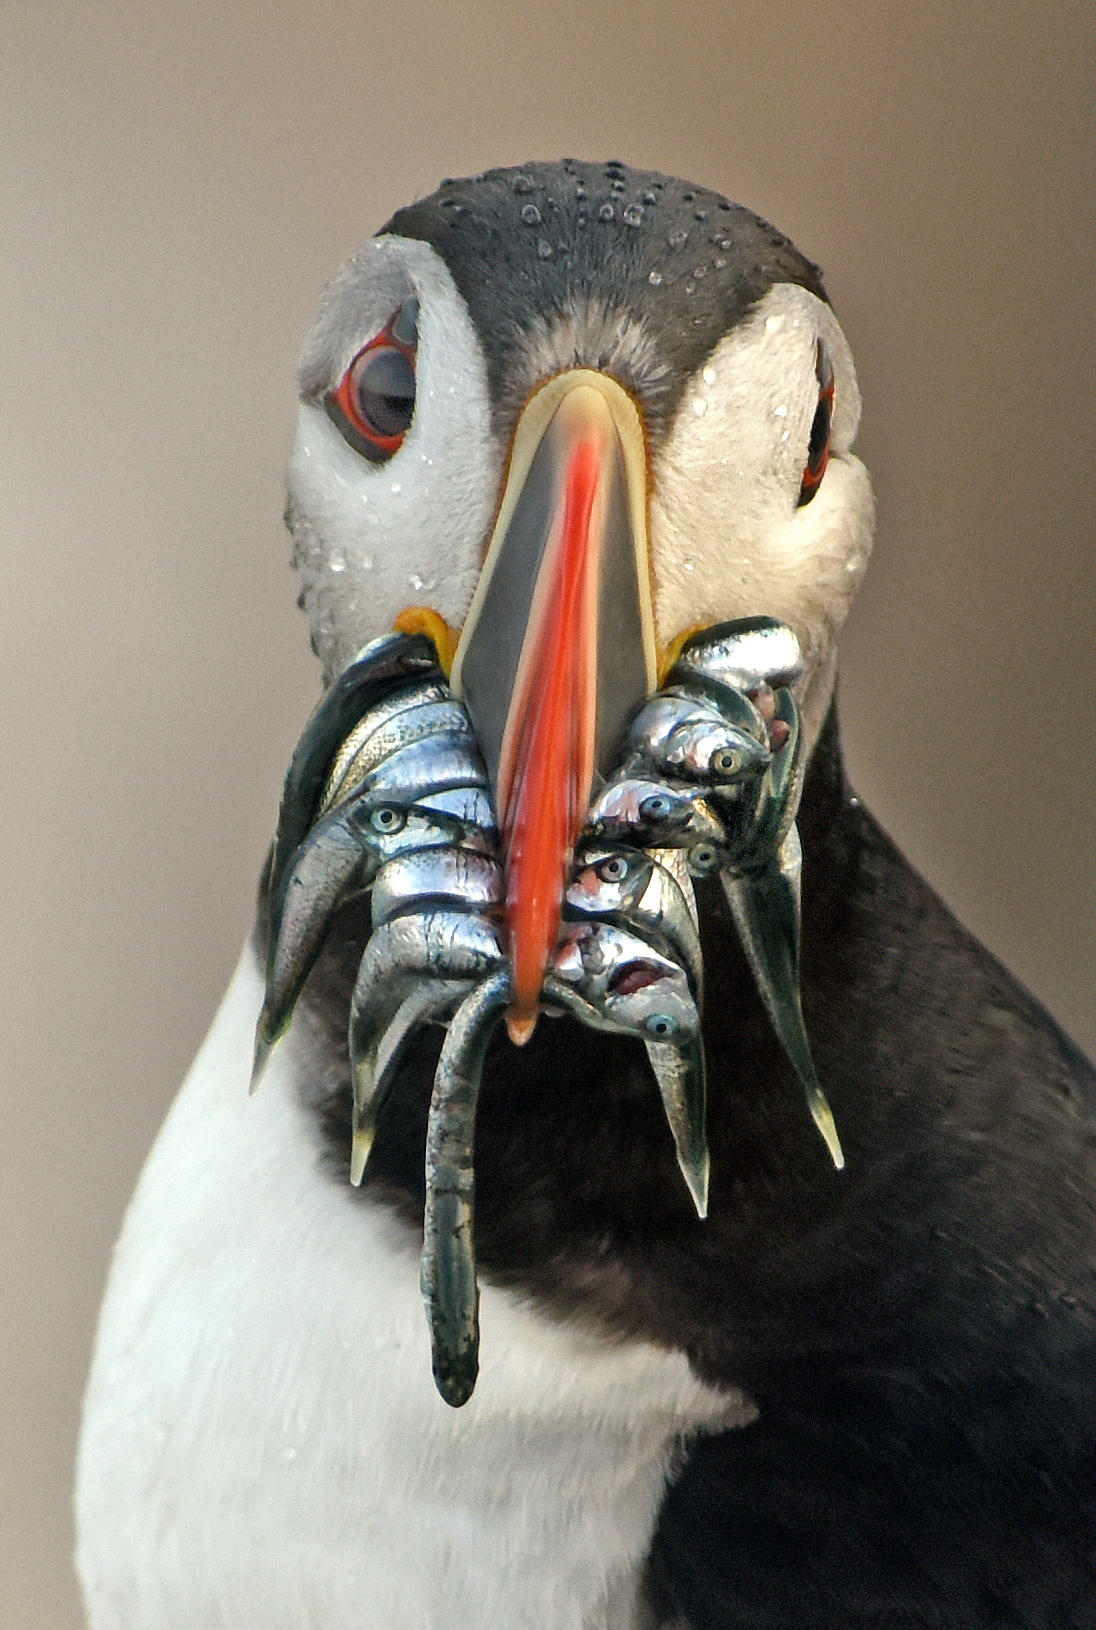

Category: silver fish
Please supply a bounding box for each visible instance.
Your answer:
[670,615,803,693]
[252,795,465,1086]
[622,692,770,787]
[370,847,503,930]
[268,630,442,900]
[586,777,725,850]
[549,920,700,1045]
[547,921,707,1215]
[411,785,497,836]
[721,829,842,1171]
[716,684,802,869]
[420,969,513,1408]
[657,717,770,788]
[565,845,703,997]
[343,731,491,806]
[322,695,471,812]
[348,911,504,1182]
[642,1033,710,1217]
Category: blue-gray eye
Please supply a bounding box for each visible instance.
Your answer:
[326,299,418,462]
[597,854,630,882]
[348,347,416,441]
[368,805,407,833]
[640,793,675,820]
[687,842,719,875]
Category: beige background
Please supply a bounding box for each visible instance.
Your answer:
[3,4,1094,1625]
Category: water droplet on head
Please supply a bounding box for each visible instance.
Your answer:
[575,182,587,199]
[702,365,717,385]
[598,202,615,222]
[537,239,554,259]
[611,178,626,194]
[409,573,424,592]
[330,551,345,573]
[765,314,785,334]
[693,264,708,279]
[693,398,707,417]
[774,405,788,418]
[694,209,709,222]
[668,229,688,248]
[714,257,728,270]
[513,174,535,194]
[642,190,657,205]
[647,269,663,286]
[684,283,695,296]
[521,203,541,225]
[622,202,644,227]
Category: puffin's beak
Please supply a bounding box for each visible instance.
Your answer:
[450,371,657,1044]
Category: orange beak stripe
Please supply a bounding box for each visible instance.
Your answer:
[450,371,657,1050]
[498,430,603,1043]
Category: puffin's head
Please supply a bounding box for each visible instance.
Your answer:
[286,160,874,1027]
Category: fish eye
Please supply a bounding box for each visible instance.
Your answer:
[325,297,419,463]
[640,793,675,820]
[711,747,742,777]
[644,1014,678,1038]
[368,804,407,833]
[687,842,719,875]
[597,855,630,883]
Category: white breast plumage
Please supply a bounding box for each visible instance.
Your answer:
[75,946,749,1630]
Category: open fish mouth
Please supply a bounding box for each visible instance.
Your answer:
[253,617,841,1406]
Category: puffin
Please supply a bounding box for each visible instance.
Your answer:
[75,161,1096,1630]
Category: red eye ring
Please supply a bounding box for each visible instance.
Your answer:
[797,340,834,508]
[325,298,419,464]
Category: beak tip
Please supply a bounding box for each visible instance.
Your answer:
[505,1009,538,1047]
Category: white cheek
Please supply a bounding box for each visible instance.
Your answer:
[289,410,497,677]
[648,286,874,743]
[288,246,503,681]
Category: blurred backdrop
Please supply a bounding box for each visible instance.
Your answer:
[3,4,1094,1625]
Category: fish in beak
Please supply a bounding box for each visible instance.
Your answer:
[449,369,658,1044]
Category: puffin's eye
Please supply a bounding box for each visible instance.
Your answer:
[326,297,419,464]
[796,340,834,508]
